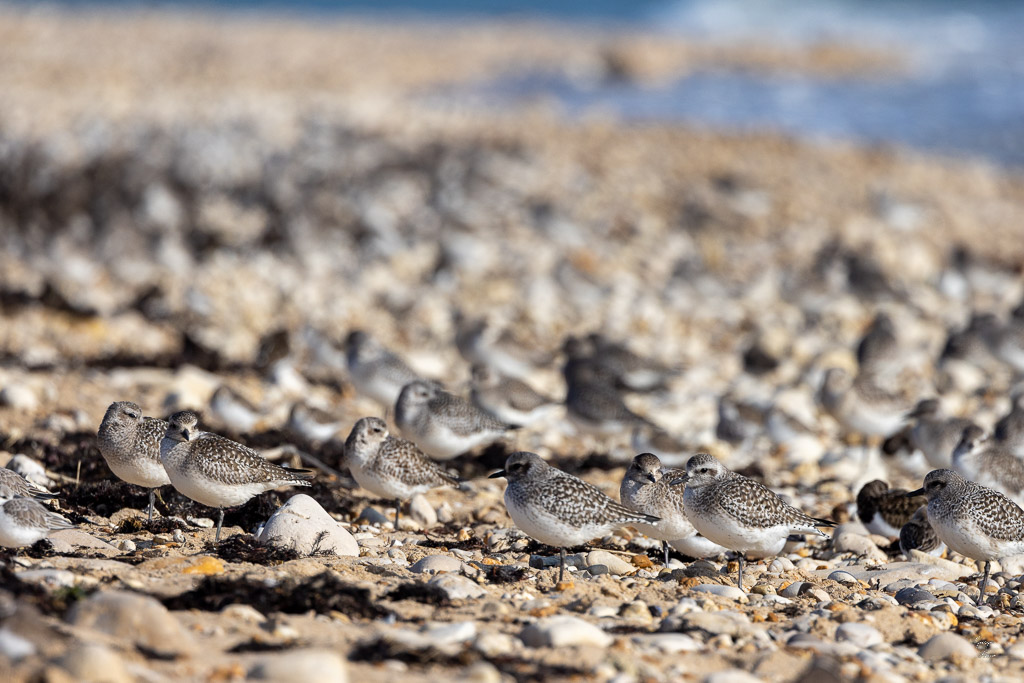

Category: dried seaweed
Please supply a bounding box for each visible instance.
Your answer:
[211,535,301,565]
[383,581,452,607]
[162,572,388,619]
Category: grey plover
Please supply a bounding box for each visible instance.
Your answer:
[470,363,558,427]
[344,416,459,528]
[0,496,74,548]
[951,424,1024,504]
[395,380,517,460]
[490,451,659,584]
[907,399,975,469]
[97,401,171,522]
[682,453,835,590]
[939,313,1001,368]
[855,312,899,378]
[209,385,262,434]
[563,356,655,436]
[994,393,1024,458]
[585,332,680,392]
[344,330,422,407]
[619,453,726,564]
[818,367,907,438]
[455,313,551,379]
[908,469,1024,599]
[0,468,57,501]
[160,410,314,542]
[899,505,944,557]
[287,402,345,444]
[856,480,926,538]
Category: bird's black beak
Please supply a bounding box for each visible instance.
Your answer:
[181,428,190,441]
[488,470,507,479]
[646,473,658,484]
[668,475,688,486]
[905,488,925,497]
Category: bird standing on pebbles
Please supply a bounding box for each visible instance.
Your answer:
[490,451,659,585]
[856,480,927,538]
[344,330,422,407]
[899,505,944,557]
[344,417,459,529]
[951,425,1024,504]
[563,356,656,437]
[159,410,314,543]
[395,380,517,460]
[908,469,1024,600]
[0,496,74,548]
[681,453,835,591]
[97,401,171,523]
[619,453,727,564]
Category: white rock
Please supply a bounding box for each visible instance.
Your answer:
[357,506,392,527]
[67,591,195,657]
[0,628,35,660]
[767,557,794,573]
[49,530,119,552]
[410,555,462,575]
[835,623,883,648]
[408,494,437,527]
[248,648,348,682]
[586,550,634,576]
[632,633,701,654]
[60,643,132,683]
[221,604,267,623]
[422,621,477,645]
[827,571,858,585]
[7,455,51,487]
[258,494,358,557]
[428,573,486,601]
[473,632,520,657]
[918,633,978,662]
[520,615,613,648]
[690,584,747,601]
[703,670,763,683]
[832,532,887,561]
[0,384,38,411]
[15,569,77,588]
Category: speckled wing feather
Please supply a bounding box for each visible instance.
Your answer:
[138,417,169,449]
[535,472,658,527]
[965,488,1024,542]
[877,488,927,529]
[184,434,314,486]
[374,354,420,385]
[0,469,51,500]
[503,378,553,412]
[430,393,513,435]
[377,437,459,488]
[976,448,1024,495]
[566,383,650,424]
[717,476,827,530]
[4,498,74,531]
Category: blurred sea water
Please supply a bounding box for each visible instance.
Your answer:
[20,0,1024,166]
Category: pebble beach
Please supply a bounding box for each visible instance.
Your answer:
[2,5,1024,682]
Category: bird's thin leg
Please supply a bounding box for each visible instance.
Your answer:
[558,547,566,584]
[662,541,670,567]
[737,556,745,592]
[215,509,224,544]
[980,560,991,603]
[147,489,155,524]
[394,499,401,530]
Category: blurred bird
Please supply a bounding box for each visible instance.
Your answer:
[455,313,552,380]
[818,368,907,439]
[906,399,975,469]
[899,505,944,557]
[951,425,1024,505]
[994,393,1024,457]
[563,355,657,437]
[209,385,263,434]
[469,364,558,427]
[856,312,900,379]
[584,332,681,392]
[345,330,422,407]
[856,479,926,538]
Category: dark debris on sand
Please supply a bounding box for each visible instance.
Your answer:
[383,581,452,607]
[162,572,388,619]
[59,480,151,518]
[208,535,301,565]
[0,564,93,617]
[448,442,514,480]
[349,635,474,667]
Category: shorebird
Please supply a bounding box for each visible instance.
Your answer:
[619,453,726,564]
[951,424,1024,505]
[856,480,927,538]
[563,356,656,437]
[818,367,908,439]
[855,312,899,379]
[344,417,459,528]
[994,393,1024,458]
[160,411,314,542]
[455,313,551,380]
[490,451,658,584]
[344,330,422,407]
[0,496,74,548]
[682,453,835,590]
[395,380,517,460]
[584,332,681,393]
[96,401,171,522]
[469,363,558,427]
[908,469,1024,600]
[906,399,975,469]
[899,505,944,557]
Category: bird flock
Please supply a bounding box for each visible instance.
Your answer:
[3,308,1024,604]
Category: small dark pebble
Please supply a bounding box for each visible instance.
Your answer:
[586,565,609,577]
[675,560,719,580]
[894,587,935,605]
